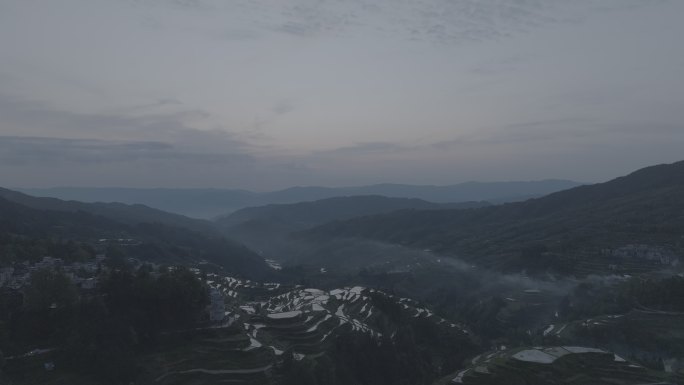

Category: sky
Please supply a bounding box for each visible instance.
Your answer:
[1,0,683,190]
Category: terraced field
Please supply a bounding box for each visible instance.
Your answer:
[138,273,474,384]
[435,346,679,385]
[540,309,684,372]
[567,253,670,277]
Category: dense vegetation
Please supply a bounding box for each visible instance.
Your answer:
[0,195,273,278]
[278,323,475,385]
[0,235,96,266]
[0,187,214,234]
[1,266,208,384]
[218,195,487,230]
[563,275,684,318]
[307,161,684,274]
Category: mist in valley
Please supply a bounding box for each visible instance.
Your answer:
[2,1,684,384]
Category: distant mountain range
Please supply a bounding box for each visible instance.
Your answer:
[18,180,581,218]
[217,195,489,230]
[9,157,684,277]
[305,161,684,275]
[3,165,683,384]
[216,196,489,264]
[0,187,214,234]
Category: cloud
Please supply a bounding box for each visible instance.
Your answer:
[271,100,295,116]
[258,0,558,43]
[0,92,262,168]
[589,0,672,14]
[250,1,670,44]
[128,0,211,11]
[313,117,653,157]
[319,142,413,156]
[216,28,263,41]
[604,122,684,136]
[426,117,605,151]
[0,92,250,146]
[274,22,319,37]
[0,136,168,165]
[0,135,254,166]
[120,0,669,45]
[469,55,532,76]
[429,118,684,152]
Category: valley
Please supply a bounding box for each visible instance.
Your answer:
[1,161,684,384]
[3,1,682,383]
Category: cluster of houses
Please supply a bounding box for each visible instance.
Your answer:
[603,244,679,266]
[2,255,234,328]
[97,238,141,246]
[0,255,106,290]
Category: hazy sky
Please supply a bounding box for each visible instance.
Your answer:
[1,0,683,190]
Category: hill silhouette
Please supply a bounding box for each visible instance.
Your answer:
[306,161,684,274]
[19,180,580,218]
[0,195,271,279]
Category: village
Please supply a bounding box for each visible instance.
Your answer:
[0,255,105,291]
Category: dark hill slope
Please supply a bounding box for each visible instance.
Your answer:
[258,179,580,205]
[0,197,272,279]
[306,161,684,273]
[217,195,488,230]
[0,187,215,234]
[19,180,580,218]
[215,196,488,268]
[0,196,125,239]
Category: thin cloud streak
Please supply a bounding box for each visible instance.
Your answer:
[0,136,253,166]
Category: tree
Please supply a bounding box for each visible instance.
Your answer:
[24,269,77,311]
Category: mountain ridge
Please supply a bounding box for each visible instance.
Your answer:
[304,160,684,275]
[0,187,215,234]
[216,195,489,229]
[0,194,272,279]
[18,180,581,219]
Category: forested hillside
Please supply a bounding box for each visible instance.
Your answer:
[307,161,684,274]
[0,188,215,234]
[0,196,271,279]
